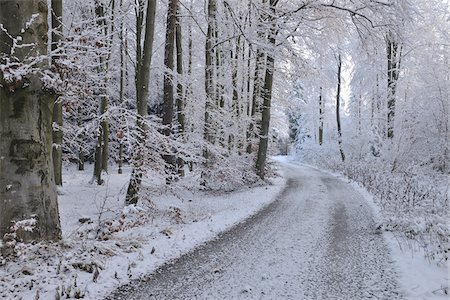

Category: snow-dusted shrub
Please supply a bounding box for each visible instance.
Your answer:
[200,152,262,191]
[343,159,448,264]
[381,216,449,265]
[298,142,449,265]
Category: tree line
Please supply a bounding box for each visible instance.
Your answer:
[1,0,434,243]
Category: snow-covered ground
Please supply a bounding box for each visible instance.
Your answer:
[1,159,447,299]
[287,158,449,299]
[349,180,450,299]
[0,164,285,300]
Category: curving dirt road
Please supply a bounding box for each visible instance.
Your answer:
[107,163,401,299]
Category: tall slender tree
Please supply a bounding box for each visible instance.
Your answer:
[336,53,345,162]
[162,0,178,169]
[175,8,185,176]
[51,0,63,186]
[385,31,402,139]
[93,0,109,184]
[203,0,217,165]
[117,0,126,175]
[247,0,267,154]
[126,0,157,204]
[255,0,278,179]
[318,86,324,146]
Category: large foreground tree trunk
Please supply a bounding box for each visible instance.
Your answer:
[0,1,61,241]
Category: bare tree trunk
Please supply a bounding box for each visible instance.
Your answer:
[245,41,253,153]
[126,0,157,205]
[318,86,324,146]
[386,31,402,139]
[134,0,144,103]
[175,17,184,135]
[0,1,61,241]
[229,35,241,153]
[255,0,277,179]
[175,10,185,176]
[100,0,116,172]
[187,3,194,173]
[203,0,217,165]
[255,53,274,179]
[162,0,178,173]
[357,90,362,136]
[93,128,104,184]
[246,47,265,154]
[247,0,267,154]
[100,1,110,173]
[118,0,125,174]
[92,0,110,184]
[136,0,156,119]
[77,105,85,170]
[245,44,252,118]
[336,54,345,162]
[245,1,253,118]
[52,99,63,185]
[51,0,63,186]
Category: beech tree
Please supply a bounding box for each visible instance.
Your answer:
[162,0,178,169]
[385,30,402,139]
[175,7,185,176]
[0,0,61,241]
[335,53,345,162]
[125,0,157,204]
[246,0,266,155]
[92,0,114,185]
[255,0,278,179]
[51,0,63,186]
[318,86,324,146]
[203,0,217,165]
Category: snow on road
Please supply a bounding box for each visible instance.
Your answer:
[108,162,402,299]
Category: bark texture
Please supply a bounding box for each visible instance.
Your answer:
[203,0,217,164]
[125,0,157,205]
[255,0,277,179]
[175,11,185,176]
[386,31,402,139]
[51,0,63,186]
[0,0,61,241]
[246,11,266,154]
[93,0,110,184]
[336,54,345,162]
[319,86,324,146]
[162,0,178,168]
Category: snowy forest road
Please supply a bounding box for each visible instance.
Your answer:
[108,162,401,299]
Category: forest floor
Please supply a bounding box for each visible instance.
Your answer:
[0,159,448,299]
[0,164,285,300]
[107,159,449,299]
